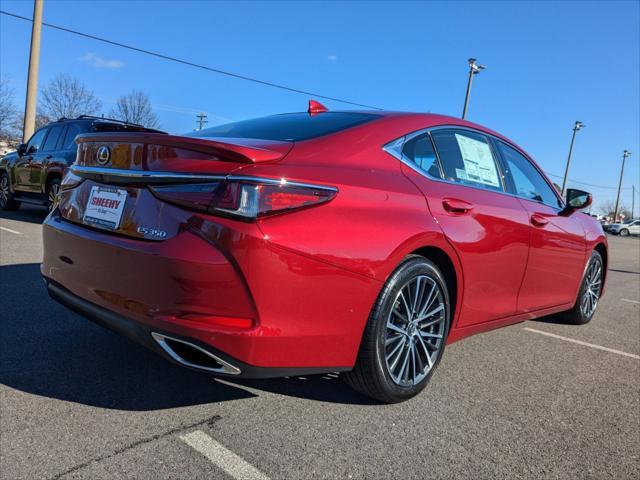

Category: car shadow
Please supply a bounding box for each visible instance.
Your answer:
[0,263,373,410]
[0,204,49,225]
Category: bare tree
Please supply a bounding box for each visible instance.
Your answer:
[0,77,17,143]
[110,90,160,129]
[9,113,51,143]
[40,74,101,120]
[599,200,630,220]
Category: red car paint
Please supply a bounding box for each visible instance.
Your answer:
[41,111,607,375]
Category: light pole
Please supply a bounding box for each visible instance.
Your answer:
[613,150,631,222]
[22,0,44,142]
[461,58,486,120]
[560,121,585,195]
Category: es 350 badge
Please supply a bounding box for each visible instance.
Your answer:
[137,226,168,239]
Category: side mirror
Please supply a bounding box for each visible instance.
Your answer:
[561,188,592,215]
[17,143,27,156]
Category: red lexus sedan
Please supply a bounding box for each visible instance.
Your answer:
[42,104,607,403]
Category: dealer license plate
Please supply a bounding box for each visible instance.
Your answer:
[83,186,128,230]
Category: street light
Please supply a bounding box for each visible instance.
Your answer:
[461,58,486,119]
[560,121,585,195]
[613,150,631,222]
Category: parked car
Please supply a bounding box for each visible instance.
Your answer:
[607,219,640,236]
[0,115,164,211]
[41,105,607,403]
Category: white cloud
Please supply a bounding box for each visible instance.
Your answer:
[327,54,338,62]
[79,52,124,69]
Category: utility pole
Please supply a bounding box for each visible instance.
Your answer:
[196,112,208,131]
[22,0,44,142]
[632,185,635,219]
[462,58,486,120]
[560,121,585,195]
[613,150,631,223]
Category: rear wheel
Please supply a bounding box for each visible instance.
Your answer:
[557,250,604,325]
[343,256,450,403]
[47,178,61,211]
[619,228,629,237]
[0,172,20,211]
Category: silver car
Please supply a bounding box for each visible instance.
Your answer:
[608,219,640,236]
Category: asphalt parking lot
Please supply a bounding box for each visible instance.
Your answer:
[1,205,638,480]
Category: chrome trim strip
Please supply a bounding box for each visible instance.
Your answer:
[151,332,241,375]
[70,165,338,192]
[71,165,225,182]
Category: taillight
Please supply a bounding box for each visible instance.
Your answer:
[149,178,336,220]
[60,170,84,191]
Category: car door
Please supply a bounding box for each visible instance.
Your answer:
[31,124,65,192]
[494,140,587,311]
[14,127,49,192]
[396,128,531,327]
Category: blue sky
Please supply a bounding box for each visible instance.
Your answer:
[1,0,638,208]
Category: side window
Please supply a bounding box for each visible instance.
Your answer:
[62,123,89,149]
[26,128,48,153]
[496,141,562,208]
[41,125,65,152]
[431,129,503,192]
[401,134,442,179]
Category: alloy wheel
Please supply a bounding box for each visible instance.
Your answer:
[0,175,8,208]
[580,257,602,318]
[384,275,446,387]
[48,182,60,210]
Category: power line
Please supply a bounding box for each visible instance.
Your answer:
[545,171,633,190]
[0,10,383,111]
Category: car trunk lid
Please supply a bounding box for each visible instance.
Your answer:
[59,133,294,240]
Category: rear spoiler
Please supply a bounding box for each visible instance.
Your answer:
[75,133,293,164]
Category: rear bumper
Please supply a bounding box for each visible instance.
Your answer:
[45,280,349,378]
[42,210,377,371]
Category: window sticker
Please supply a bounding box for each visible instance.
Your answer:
[454,133,500,187]
[455,168,468,180]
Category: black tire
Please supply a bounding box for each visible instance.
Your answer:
[343,255,451,403]
[47,177,61,211]
[556,250,604,325]
[0,171,20,211]
[619,229,629,237]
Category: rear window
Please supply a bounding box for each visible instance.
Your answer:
[62,123,90,149]
[92,122,162,133]
[188,112,381,142]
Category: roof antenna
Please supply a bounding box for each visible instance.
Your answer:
[308,99,328,115]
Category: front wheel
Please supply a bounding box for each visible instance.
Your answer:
[343,256,450,403]
[557,250,604,325]
[0,172,20,211]
[619,229,629,237]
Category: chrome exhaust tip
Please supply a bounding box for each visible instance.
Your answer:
[151,332,241,375]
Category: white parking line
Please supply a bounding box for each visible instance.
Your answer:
[621,298,640,305]
[180,430,270,480]
[0,226,21,234]
[524,327,640,360]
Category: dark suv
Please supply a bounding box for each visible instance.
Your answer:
[0,115,164,211]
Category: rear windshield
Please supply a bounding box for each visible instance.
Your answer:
[188,112,380,142]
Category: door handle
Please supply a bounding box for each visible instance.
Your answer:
[530,214,549,227]
[45,155,53,160]
[442,198,473,214]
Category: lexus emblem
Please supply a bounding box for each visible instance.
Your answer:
[96,146,111,165]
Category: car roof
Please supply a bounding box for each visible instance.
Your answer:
[45,115,166,134]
